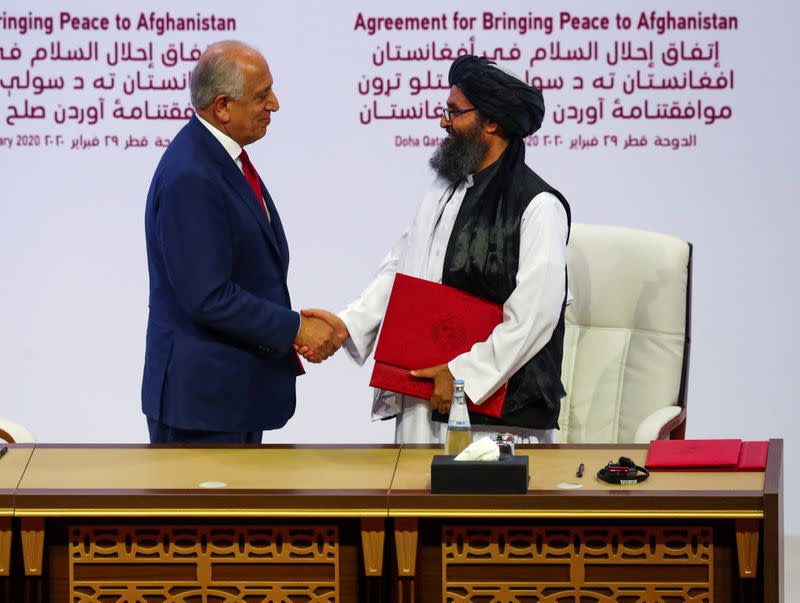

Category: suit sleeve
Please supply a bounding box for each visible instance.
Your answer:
[157,172,300,351]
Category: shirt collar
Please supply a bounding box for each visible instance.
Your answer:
[196,113,242,163]
[468,155,502,189]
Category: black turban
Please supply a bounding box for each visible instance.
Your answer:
[448,55,545,138]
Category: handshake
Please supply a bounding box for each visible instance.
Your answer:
[293,308,349,363]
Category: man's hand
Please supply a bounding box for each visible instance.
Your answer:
[294,314,338,363]
[410,364,455,413]
[294,309,349,363]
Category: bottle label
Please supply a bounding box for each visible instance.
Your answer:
[447,393,471,430]
[447,418,470,430]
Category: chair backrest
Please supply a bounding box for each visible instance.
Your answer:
[0,418,36,443]
[559,224,691,443]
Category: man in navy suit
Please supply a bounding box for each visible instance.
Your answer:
[142,41,344,444]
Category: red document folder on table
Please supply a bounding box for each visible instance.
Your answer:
[646,439,769,471]
[735,441,769,470]
[646,439,742,469]
[370,273,506,418]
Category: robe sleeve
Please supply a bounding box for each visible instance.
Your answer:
[447,192,568,404]
[338,228,410,366]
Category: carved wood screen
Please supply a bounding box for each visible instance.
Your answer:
[69,524,339,602]
[442,525,713,602]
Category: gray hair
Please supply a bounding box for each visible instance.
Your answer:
[190,41,251,110]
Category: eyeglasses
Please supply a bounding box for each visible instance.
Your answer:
[441,107,477,121]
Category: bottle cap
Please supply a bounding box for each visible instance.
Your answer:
[453,379,465,386]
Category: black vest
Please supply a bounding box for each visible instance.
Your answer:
[437,141,571,429]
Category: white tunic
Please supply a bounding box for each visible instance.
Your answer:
[339,174,569,444]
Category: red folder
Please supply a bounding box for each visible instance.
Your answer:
[370,273,506,418]
[736,441,769,471]
[645,439,742,469]
[646,439,769,471]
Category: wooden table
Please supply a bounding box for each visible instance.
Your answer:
[10,444,399,603]
[387,442,783,602]
[0,441,783,602]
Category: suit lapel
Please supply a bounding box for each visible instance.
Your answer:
[189,117,286,274]
[262,186,290,271]
[220,156,286,271]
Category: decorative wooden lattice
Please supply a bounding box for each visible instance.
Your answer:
[69,525,339,603]
[442,525,713,603]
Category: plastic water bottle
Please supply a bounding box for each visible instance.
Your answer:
[445,380,472,456]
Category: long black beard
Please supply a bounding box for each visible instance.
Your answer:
[429,124,488,183]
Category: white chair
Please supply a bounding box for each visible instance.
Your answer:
[0,418,36,443]
[559,224,691,443]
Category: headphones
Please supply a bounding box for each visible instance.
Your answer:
[597,456,650,485]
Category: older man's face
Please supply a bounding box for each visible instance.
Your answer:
[226,53,279,146]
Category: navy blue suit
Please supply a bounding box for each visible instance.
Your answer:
[142,116,300,436]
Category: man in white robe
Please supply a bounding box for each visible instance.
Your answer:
[298,56,570,444]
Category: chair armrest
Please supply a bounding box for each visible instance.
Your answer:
[633,406,683,443]
[0,418,36,443]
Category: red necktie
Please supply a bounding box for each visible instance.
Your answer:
[239,149,270,218]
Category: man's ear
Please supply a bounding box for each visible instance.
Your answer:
[212,94,231,124]
[482,119,501,136]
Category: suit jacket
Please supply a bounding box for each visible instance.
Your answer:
[142,116,299,432]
